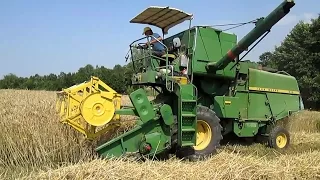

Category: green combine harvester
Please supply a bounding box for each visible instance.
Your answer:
[56,0,303,160]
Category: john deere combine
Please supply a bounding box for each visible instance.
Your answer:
[56,0,303,160]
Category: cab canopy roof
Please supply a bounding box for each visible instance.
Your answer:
[130,6,193,34]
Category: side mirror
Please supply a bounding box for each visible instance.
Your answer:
[173,37,181,48]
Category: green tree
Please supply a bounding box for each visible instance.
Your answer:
[73,64,95,83]
[0,73,24,89]
[258,51,276,68]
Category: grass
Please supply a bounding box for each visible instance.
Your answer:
[0,89,320,179]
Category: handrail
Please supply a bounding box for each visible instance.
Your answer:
[127,35,176,89]
[129,36,149,47]
[127,35,170,72]
[128,35,168,52]
[147,35,169,52]
[276,71,291,76]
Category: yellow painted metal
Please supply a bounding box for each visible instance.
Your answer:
[172,76,188,85]
[249,87,300,95]
[161,54,176,59]
[224,100,231,105]
[81,93,116,126]
[55,76,122,140]
[276,132,288,148]
[194,120,212,151]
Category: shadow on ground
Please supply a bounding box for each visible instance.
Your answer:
[219,133,320,159]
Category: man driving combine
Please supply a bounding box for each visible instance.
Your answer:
[143,27,165,56]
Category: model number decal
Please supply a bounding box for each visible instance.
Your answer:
[249,87,300,95]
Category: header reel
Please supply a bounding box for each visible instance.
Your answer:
[55,76,122,140]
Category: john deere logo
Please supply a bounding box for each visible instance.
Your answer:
[249,87,300,95]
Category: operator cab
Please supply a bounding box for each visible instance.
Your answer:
[128,6,193,75]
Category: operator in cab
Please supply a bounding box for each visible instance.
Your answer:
[143,27,165,57]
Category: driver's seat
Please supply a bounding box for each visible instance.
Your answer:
[159,54,176,66]
[161,54,176,60]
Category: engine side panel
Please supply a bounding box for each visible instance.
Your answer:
[247,68,302,121]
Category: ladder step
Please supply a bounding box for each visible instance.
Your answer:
[182,128,196,132]
[181,99,197,103]
[182,113,196,117]
[181,142,195,146]
[178,85,197,147]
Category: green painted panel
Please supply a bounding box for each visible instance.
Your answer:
[213,96,224,118]
[247,93,271,120]
[192,27,237,75]
[266,93,300,120]
[217,35,237,78]
[197,28,221,60]
[213,96,240,118]
[247,69,301,120]
[179,84,196,101]
[249,68,300,93]
[224,96,240,118]
[219,30,238,42]
[96,125,144,157]
[160,104,174,126]
[95,118,171,158]
[233,121,260,137]
[144,132,169,154]
[129,88,156,123]
[235,92,249,119]
[247,90,300,121]
[162,26,238,78]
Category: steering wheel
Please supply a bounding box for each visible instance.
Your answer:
[137,43,148,49]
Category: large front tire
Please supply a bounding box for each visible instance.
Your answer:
[176,105,222,160]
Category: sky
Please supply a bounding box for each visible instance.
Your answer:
[0,0,319,78]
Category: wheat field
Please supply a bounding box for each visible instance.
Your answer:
[1,89,320,179]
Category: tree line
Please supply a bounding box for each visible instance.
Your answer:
[0,63,135,94]
[0,15,319,109]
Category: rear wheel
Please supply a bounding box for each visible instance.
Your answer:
[268,126,290,150]
[176,105,222,161]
